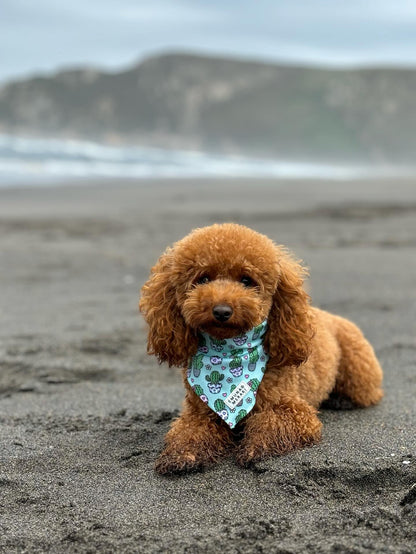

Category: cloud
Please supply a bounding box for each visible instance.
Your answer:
[1,0,416,82]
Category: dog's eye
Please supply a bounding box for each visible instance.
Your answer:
[197,275,211,285]
[240,275,255,287]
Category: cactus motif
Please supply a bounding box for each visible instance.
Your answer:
[251,324,263,341]
[248,347,259,371]
[233,334,248,347]
[214,398,226,411]
[229,356,243,377]
[197,334,208,353]
[210,337,226,352]
[218,409,228,421]
[248,378,260,391]
[214,399,229,421]
[235,409,247,425]
[193,384,204,396]
[192,353,204,377]
[205,370,224,393]
[229,367,243,378]
[210,356,222,365]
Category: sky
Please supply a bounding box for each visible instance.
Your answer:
[2,0,416,83]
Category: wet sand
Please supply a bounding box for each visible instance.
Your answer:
[0,177,415,553]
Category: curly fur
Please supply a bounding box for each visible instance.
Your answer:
[140,223,383,474]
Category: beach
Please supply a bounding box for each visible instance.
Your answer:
[0,177,415,553]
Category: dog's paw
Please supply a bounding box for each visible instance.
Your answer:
[235,443,268,467]
[154,449,205,475]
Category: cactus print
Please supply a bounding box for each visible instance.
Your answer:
[248,347,259,371]
[233,334,248,347]
[248,378,261,391]
[205,370,224,394]
[187,319,269,428]
[210,337,227,352]
[193,384,204,396]
[252,324,263,341]
[229,366,243,377]
[229,354,243,377]
[214,398,226,411]
[235,409,248,425]
[191,353,204,377]
[205,370,224,384]
[218,409,228,420]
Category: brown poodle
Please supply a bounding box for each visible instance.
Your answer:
[140,223,383,474]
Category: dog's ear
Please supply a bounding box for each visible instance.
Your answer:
[139,247,197,367]
[265,248,315,368]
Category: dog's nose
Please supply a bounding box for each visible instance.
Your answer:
[212,304,233,322]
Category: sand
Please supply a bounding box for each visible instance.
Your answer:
[0,177,415,553]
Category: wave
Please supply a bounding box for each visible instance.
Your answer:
[0,134,412,186]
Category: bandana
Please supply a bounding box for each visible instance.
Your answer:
[187,320,269,428]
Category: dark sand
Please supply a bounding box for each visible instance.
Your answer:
[0,178,415,553]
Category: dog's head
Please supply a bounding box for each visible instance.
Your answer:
[140,223,314,368]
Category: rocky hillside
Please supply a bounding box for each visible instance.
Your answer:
[1,52,415,162]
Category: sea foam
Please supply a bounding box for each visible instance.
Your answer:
[0,134,410,186]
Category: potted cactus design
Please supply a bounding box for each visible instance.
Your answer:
[248,378,260,391]
[192,384,204,397]
[192,353,204,377]
[218,409,228,420]
[205,370,224,393]
[210,338,226,352]
[235,409,247,425]
[233,334,247,347]
[197,334,208,353]
[248,347,259,371]
[229,356,243,377]
[214,399,229,420]
[214,398,226,411]
[252,324,263,341]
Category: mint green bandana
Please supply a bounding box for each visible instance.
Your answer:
[187,320,269,428]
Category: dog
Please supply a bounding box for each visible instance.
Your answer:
[139,223,383,474]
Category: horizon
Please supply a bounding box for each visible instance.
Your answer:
[3,48,416,86]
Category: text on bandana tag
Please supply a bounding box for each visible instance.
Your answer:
[224,381,251,409]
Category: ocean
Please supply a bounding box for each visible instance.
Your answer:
[0,134,411,186]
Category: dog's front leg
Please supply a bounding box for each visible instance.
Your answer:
[155,394,233,475]
[235,397,322,466]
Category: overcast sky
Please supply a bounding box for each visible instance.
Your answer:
[2,0,416,83]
